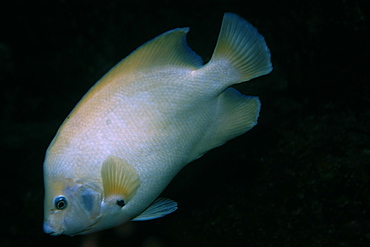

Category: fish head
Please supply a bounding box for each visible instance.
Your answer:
[43,178,104,236]
[43,154,142,236]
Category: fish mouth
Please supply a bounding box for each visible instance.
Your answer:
[43,221,64,236]
[43,215,102,236]
[48,231,60,236]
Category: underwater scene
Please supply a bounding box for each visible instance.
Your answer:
[0,0,369,246]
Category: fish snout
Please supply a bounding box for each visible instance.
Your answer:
[43,221,63,236]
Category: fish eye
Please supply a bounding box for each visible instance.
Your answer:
[54,196,68,210]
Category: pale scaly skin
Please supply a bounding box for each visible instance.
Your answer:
[43,13,272,236]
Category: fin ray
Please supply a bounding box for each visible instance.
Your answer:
[209,12,272,84]
[216,88,261,141]
[194,88,261,156]
[69,28,204,114]
[101,156,140,203]
[132,198,178,221]
[106,28,203,81]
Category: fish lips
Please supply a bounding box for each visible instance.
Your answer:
[43,221,63,236]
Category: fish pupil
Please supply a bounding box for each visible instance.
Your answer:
[55,196,68,210]
[116,200,125,207]
[58,201,65,208]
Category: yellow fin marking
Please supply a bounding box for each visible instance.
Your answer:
[210,13,272,82]
[63,28,203,122]
[101,156,140,202]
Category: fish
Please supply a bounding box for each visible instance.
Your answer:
[43,12,272,236]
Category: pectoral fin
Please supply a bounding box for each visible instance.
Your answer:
[132,198,178,221]
[101,155,140,204]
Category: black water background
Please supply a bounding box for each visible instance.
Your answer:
[0,0,369,246]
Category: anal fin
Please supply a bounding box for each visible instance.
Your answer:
[216,87,261,141]
[132,198,178,221]
[194,87,260,156]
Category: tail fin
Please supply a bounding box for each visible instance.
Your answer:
[190,14,270,156]
[207,13,272,86]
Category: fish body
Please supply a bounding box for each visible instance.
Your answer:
[43,13,272,236]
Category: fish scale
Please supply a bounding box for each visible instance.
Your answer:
[43,13,272,236]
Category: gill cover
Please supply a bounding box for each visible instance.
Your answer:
[43,181,102,236]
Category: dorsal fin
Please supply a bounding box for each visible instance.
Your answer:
[69,27,203,113]
[105,28,203,81]
[64,28,204,121]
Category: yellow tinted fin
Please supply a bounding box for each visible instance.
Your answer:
[66,27,204,121]
[209,12,272,83]
[132,198,178,221]
[193,88,261,156]
[101,156,140,203]
[103,27,203,83]
[216,88,261,141]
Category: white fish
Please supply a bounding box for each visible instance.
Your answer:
[43,12,272,236]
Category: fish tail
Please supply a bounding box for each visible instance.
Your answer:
[190,13,271,154]
[206,13,272,87]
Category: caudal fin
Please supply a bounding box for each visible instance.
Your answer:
[191,14,270,156]
[208,13,272,85]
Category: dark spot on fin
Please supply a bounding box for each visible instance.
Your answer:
[116,200,125,207]
[101,155,140,203]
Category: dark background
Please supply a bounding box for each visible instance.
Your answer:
[0,0,369,246]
